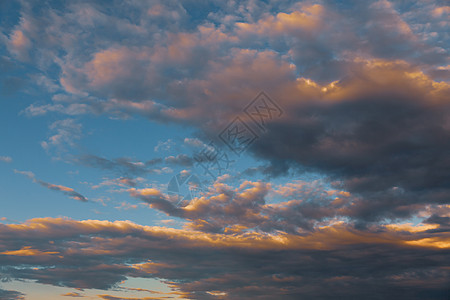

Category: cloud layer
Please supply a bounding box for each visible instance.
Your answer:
[0,218,448,299]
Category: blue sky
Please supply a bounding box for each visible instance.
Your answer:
[0,0,449,299]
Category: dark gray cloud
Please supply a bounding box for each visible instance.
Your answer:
[242,73,450,223]
[0,288,25,300]
[0,218,448,300]
[127,180,372,233]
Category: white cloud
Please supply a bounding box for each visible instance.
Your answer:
[154,139,175,152]
[0,156,12,163]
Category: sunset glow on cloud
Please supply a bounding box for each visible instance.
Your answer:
[0,0,449,299]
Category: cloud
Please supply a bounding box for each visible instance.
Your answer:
[92,177,145,189]
[128,188,180,216]
[128,179,344,233]
[235,60,450,223]
[62,292,84,297]
[154,139,175,152]
[37,181,88,202]
[2,1,450,298]
[41,119,82,158]
[0,156,12,163]
[14,169,88,202]
[13,169,35,179]
[7,29,31,61]
[184,137,204,148]
[0,288,25,300]
[0,217,448,299]
[77,155,166,177]
[0,246,60,256]
[236,4,325,36]
[128,177,450,236]
[97,295,171,300]
[164,154,194,167]
[9,1,449,142]
[114,202,138,211]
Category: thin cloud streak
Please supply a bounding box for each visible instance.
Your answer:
[14,169,88,202]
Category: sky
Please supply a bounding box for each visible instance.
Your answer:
[0,0,449,299]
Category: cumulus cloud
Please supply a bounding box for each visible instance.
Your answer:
[77,155,169,178]
[127,179,352,233]
[12,0,446,124]
[128,177,450,237]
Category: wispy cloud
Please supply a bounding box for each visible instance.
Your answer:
[41,119,82,159]
[0,156,12,163]
[14,169,88,202]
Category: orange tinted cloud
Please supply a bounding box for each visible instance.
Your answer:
[237,5,324,35]
[0,246,59,257]
[0,217,448,298]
